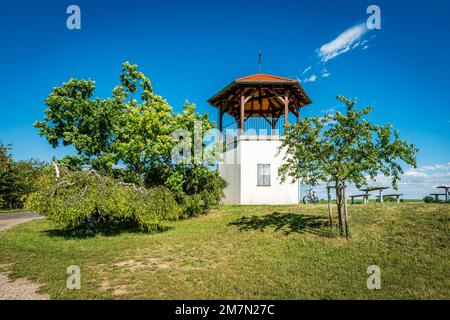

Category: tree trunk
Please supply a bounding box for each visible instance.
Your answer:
[343,185,350,239]
[327,187,333,228]
[335,183,343,236]
[51,161,60,178]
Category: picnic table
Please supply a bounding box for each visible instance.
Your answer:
[349,193,371,204]
[360,186,390,203]
[376,193,403,203]
[436,185,450,202]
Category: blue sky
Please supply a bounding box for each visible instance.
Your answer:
[0,0,449,198]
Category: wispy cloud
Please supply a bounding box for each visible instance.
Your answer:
[318,23,369,62]
[302,74,317,83]
[302,66,312,75]
[415,163,450,172]
[321,68,331,78]
[299,22,374,83]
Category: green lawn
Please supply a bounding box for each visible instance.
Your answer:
[0,203,448,299]
[0,208,28,214]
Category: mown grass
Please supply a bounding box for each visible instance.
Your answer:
[0,209,28,214]
[0,203,448,299]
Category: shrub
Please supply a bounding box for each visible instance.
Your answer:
[383,196,397,203]
[423,196,438,203]
[26,167,181,231]
[0,142,45,209]
[160,165,227,217]
[178,175,227,217]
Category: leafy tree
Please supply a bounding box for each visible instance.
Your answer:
[0,142,45,209]
[26,166,181,231]
[34,62,226,215]
[34,62,172,178]
[278,95,418,238]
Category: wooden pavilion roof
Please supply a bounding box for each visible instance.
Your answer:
[207,73,312,119]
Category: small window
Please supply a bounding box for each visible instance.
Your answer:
[257,164,271,186]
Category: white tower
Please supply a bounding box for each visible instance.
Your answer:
[208,74,312,205]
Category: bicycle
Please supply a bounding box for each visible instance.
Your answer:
[303,187,319,204]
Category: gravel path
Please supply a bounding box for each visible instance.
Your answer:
[0,212,42,232]
[0,212,49,300]
[0,272,49,300]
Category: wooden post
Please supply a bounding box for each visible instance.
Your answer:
[343,186,349,239]
[446,187,449,203]
[379,189,384,203]
[284,89,289,132]
[327,186,333,228]
[336,184,343,236]
[239,90,245,135]
[218,105,223,142]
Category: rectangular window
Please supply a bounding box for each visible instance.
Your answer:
[257,164,271,186]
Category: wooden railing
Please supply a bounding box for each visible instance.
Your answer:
[221,117,286,139]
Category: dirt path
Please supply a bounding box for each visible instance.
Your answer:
[0,212,49,300]
[0,212,42,232]
[0,272,50,300]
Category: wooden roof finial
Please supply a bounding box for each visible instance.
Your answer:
[258,50,262,73]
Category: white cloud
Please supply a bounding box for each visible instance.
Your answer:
[321,70,331,78]
[416,163,450,171]
[404,170,429,178]
[303,74,317,83]
[302,66,312,75]
[318,23,369,62]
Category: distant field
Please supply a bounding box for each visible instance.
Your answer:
[0,203,448,299]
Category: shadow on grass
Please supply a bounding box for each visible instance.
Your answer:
[43,222,172,239]
[229,212,333,237]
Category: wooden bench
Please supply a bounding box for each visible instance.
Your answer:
[349,193,371,204]
[376,193,403,203]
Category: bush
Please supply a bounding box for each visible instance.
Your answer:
[383,196,397,203]
[160,165,227,217]
[26,167,181,231]
[0,143,45,209]
[178,175,227,217]
[423,196,441,203]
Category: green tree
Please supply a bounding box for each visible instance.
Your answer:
[34,62,174,179]
[34,62,226,214]
[0,142,45,209]
[278,95,418,238]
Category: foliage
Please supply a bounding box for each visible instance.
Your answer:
[423,195,441,203]
[178,172,227,217]
[25,166,181,231]
[376,196,397,203]
[279,95,418,237]
[33,61,226,213]
[0,142,45,209]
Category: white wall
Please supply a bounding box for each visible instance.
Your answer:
[218,136,299,205]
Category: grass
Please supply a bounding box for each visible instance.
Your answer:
[318,199,424,204]
[0,208,28,214]
[0,203,448,299]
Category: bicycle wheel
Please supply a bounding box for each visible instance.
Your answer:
[302,195,308,204]
[312,195,319,204]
